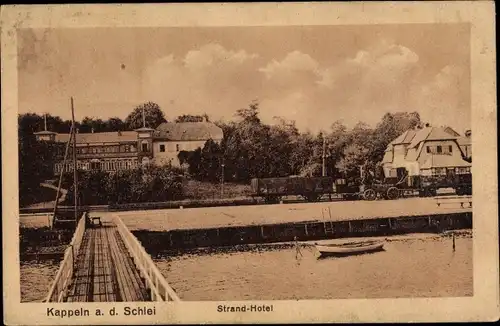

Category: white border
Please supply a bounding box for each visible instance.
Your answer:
[2,2,498,324]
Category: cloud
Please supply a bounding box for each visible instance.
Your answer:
[142,43,262,121]
[184,43,259,70]
[259,51,320,78]
[319,40,420,89]
[141,41,468,133]
[412,65,470,132]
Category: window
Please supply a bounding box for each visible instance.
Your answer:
[432,167,446,176]
[142,142,148,152]
[426,146,431,153]
[124,145,131,152]
[160,144,165,152]
[437,145,442,153]
[176,144,180,152]
[449,145,453,153]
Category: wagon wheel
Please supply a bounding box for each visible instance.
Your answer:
[305,193,320,202]
[386,187,400,200]
[363,188,377,201]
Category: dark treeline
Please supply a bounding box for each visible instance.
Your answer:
[18,101,168,139]
[179,101,424,184]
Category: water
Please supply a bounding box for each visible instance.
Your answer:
[20,262,59,302]
[156,236,472,300]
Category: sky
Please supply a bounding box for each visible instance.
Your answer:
[17,24,471,134]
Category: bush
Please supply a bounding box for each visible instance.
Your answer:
[62,165,184,205]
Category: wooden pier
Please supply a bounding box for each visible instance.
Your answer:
[45,215,179,303]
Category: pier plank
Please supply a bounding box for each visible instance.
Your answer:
[63,222,149,302]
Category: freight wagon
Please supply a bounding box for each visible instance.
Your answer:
[251,171,472,203]
[250,176,362,203]
[251,177,334,203]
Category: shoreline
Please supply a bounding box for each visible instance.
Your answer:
[154,229,472,258]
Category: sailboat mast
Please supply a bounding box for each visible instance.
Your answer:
[71,97,78,223]
[51,123,74,228]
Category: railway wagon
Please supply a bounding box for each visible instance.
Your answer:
[251,177,335,203]
[409,173,472,196]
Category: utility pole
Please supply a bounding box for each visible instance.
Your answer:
[71,97,78,225]
[142,106,146,128]
[322,134,327,177]
[221,158,225,198]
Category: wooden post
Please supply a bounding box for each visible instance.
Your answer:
[452,233,456,251]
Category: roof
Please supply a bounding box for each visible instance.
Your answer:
[154,122,223,141]
[55,131,138,144]
[443,126,460,137]
[34,130,57,135]
[384,126,467,164]
[420,154,471,169]
[457,136,471,146]
[408,127,458,148]
[390,129,417,145]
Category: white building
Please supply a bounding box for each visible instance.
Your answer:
[152,121,224,167]
[382,126,472,179]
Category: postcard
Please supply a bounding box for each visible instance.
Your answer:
[2,2,498,324]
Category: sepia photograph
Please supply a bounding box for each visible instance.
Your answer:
[2,2,498,324]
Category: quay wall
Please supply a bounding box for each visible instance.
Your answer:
[133,212,472,255]
[19,211,472,261]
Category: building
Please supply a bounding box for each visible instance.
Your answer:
[382,126,472,179]
[152,121,224,166]
[457,129,472,159]
[35,120,223,175]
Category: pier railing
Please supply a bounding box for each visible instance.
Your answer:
[113,215,180,302]
[45,215,86,302]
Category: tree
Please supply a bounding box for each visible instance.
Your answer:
[369,112,422,163]
[175,114,206,123]
[105,117,126,131]
[125,102,166,129]
[18,113,69,140]
[199,139,223,181]
[235,101,261,125]
[80,116,106,133]
[336,143,370,179]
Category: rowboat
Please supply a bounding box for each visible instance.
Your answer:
[316,240,385,257]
